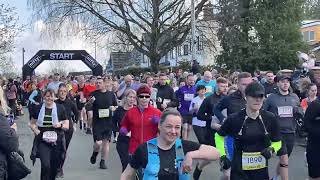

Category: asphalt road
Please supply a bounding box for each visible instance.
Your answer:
[16,109,308,180]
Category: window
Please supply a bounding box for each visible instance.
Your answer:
[310,31,315,41]
[170,49,174,59]
[142,54,146,63]
[183,44,189,55]
[178,46,181,56]
[303,31,316,42]
[197,36,204,51]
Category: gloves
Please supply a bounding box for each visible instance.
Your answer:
[220,155,231,170]
[119,127,128,135]
[260,147,274,160]
[151,115,160,124]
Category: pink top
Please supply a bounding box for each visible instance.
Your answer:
[6,84,17,100]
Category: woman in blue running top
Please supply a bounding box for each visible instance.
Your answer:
[120,109,220,180]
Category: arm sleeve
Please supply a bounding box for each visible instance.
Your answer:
[213,97,228,122]
[182,140,201,153]
[28,90,38,104]
[268,115,282,153]
[214,117,233,156]
[214,133,226,156]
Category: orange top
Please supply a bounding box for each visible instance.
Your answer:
[301,98,309,112]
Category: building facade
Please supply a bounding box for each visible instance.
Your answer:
[301,20,320,45]
[301,20,320,57]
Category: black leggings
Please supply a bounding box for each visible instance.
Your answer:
[8,99,16,116]
[193,125,207,144]
[116,135,130,172]
[59,129,73,170]
[38,142,64,180]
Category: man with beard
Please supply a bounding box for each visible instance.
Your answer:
[89,78,118,169]
[175,74,196,140]
[155,73,178,111]
[264,74,303,180]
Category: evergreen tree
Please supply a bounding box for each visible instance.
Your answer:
[216,0,307,72]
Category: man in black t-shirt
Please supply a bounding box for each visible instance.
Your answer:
[88,78,118,170]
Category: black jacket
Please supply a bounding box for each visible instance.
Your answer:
[214,90,246,123]
[197,93,225,125]
[304,99,320,146]
[0,114,19,179]
[263,82,277,96]
[155,84,178,111]
[55,98,79,125]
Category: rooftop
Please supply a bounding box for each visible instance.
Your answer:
[302,20,320,28]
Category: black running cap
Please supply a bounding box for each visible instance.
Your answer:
[245,82,265,97]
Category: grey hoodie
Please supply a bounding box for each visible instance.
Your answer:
[263,91,303,134]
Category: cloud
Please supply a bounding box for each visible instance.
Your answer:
[34,20,46,33]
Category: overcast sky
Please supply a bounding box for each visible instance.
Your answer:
[1,0,108,74]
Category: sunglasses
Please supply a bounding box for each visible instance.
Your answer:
[138,95,150,99]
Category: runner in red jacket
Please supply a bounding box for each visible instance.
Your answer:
[120,85,162,154]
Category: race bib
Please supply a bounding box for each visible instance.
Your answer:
[184,94,194,101]
[278,106,293,118]
[163,99,171,105]
[242,152,266,170]
[42,131,58,142]
[98,109,110,118]
[205,86,212,93]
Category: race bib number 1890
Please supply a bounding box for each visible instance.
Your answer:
[242,152,266,170]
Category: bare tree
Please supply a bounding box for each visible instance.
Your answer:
[0,4,23,56]
[48,61,68,76]
[304,0,320,19]
[0,56,19,77]
[28,0,209,71]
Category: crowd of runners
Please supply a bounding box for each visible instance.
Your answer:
[1,66,320,180]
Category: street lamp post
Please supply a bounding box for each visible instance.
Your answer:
[94,42,97,59]
[22,48,25,65]
[191,0,196,66]
[22,48,25,76]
